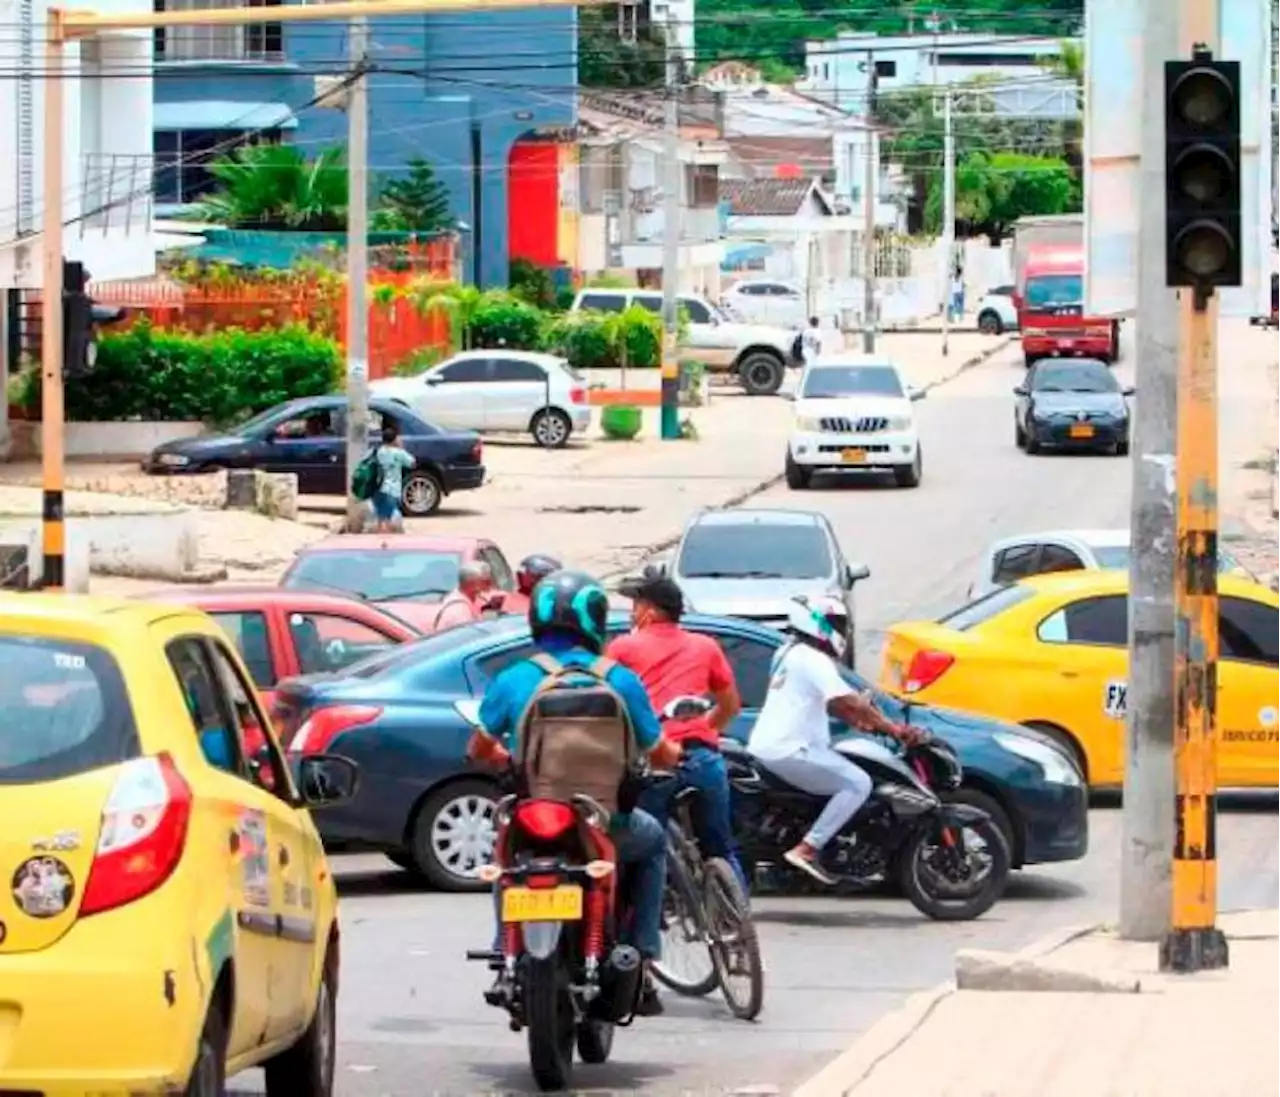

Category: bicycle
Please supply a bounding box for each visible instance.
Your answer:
[644,700,764,1021]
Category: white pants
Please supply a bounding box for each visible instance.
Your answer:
[761,745,873,849]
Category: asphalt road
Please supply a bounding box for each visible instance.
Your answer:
[237,339,1278,1096]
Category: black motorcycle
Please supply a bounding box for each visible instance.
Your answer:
[723,733,1011,921]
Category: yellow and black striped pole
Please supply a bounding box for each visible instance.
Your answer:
[1158,287,1229,974]
[40,9,67,592]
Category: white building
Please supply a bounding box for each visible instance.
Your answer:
[648,0,694,68]
[0,0,157,289]
[798,32,1077,121]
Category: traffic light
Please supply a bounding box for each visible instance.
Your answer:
[1164,48,1242,292]
[62,260,126,376]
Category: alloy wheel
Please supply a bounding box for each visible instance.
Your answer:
[430,793,497,881]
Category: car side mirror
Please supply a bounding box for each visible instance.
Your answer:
[908,387,927,402]
[846,563,871,585]
[1122,386,1136,396]
[425,375,444,386]
[293,753,359,809]
[1013,385,1029,397]
[454,698,483,728]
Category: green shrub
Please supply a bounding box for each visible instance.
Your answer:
[37,322,342,424]
[616,305,661,368]
[468,293,544,350]
[541,307,661,370]
[508,258,558,310]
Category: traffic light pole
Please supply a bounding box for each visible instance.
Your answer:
[40,9,67,590]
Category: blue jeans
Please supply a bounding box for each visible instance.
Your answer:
[639,745,749,892]
[491,807,667,959]
[371,490,400,522]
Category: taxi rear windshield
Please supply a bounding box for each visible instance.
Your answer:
[0,636,140,785]
[938,584,1035,631]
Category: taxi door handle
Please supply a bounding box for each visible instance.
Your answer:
[1059,670,1080,679]
[278,846,291,868]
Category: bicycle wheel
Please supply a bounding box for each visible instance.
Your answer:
[651,830,718,997]
[705,858,764,1021]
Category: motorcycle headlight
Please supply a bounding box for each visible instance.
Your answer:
[993,732,1082,786]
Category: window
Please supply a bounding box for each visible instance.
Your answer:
[992,544,1041,585]
[480,547,516,592]
[875,59,897,78]
[438,358,491,383]
[371,405,430,437]
[716,635,776,709]
[684,164,719,208]
[736,283,768,296]
[631,294,663,314]
[800,365,904,399]
[288,613,398,675]
[154,0,282,61]
[1024,274,1084,309]
[0,636,139,785]
[767,284,799,297]
[678,297,712,324]
[577,293,626,313]
[152,129,282,205]
[473,642,536,686]
[936,51,1040,67]
[677,521,833,581]
[273,409,341,439]
[991,284,1015,297]
[938,584,1035,632]
[283,549,462,602]
[1037,595,1127,647]
[1037,545,1085,576]
[167,638,242,775]
[206,639,287,794]
[1219,597,1279,666]
[822,63,830,81]
[490,358,547,383]
[210,611,275,687]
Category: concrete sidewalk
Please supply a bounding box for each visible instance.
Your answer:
[796,908,1279,1097]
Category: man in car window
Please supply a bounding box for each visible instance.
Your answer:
[432,561,499,631]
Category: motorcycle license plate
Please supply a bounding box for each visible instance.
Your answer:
[1069,424,1094,439]
[841,448,867,463]
[502,885,583,923]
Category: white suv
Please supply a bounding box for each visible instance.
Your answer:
[570,288,801,395]
[785,354,926,489]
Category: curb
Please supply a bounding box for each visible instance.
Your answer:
[601,335,1014,583]
[792,918,1099,1097]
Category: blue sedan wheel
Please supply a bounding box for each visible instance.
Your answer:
[411,779,499,891]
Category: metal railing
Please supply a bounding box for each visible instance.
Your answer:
[78,153,154,235]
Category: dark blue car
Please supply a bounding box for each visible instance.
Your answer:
[275,614,1088,891]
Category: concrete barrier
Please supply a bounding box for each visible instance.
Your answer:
[12,421,207,460]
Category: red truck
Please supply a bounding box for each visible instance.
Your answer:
[1012,215,1121,367]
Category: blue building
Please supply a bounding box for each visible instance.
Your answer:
[152,3,577,286]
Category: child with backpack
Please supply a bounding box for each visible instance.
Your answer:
[352,423,416,532]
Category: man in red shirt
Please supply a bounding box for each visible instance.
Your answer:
[607,571,747,887]
[432,561,499,631]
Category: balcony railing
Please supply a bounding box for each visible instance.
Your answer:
[78,153,154,235]
[153,0,283,63]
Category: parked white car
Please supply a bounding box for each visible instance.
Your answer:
[369,350,591,448]
[785,354,926,490]
[721,278,808,329]
[570,287,801,396]
[976,284,1020,335]
[969,528,1254,598]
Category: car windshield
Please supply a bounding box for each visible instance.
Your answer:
[0,636,140,784]
[285,550,462,602]
[233,404,295,436]
[1025,274,1083,309]
[1031,361,1118,393]
[802,366,904,400]
[677,521,833,580]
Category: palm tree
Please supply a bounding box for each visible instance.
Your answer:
[192,144,348,231]
[410,282,483,351]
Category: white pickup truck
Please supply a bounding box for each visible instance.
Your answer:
[570,288,802,395]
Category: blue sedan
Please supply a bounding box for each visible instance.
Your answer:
[275,613,1088,891]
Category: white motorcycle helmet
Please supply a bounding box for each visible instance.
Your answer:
[785,595,847,661]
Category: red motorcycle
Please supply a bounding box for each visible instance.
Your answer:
[466,787,646,1092]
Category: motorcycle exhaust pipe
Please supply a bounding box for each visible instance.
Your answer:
[609,944,641,973]
[608,945,643,1022]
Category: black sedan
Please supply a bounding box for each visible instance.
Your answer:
[143,395,485,515]
[1013,358,1134,455]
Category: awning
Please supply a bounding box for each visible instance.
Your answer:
[153,100,298,131]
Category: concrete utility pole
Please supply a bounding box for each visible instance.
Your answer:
[659,16,682,440]
[860,51,877,352]
[345,15,372,531]
[37,0,597,577]
[941,87,955,357]
[1119,0,1182,943]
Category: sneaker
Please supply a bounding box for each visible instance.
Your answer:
[783,844,837,886]
[634,971,665,1017]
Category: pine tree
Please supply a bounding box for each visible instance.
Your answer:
[377,157,453,232]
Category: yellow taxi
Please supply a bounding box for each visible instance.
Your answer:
[0,594,358,1096]
[879,572,1279,789]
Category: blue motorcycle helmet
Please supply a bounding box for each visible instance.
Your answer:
[528,569,610,654]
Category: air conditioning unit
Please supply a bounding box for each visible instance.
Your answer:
[0,531,36,590]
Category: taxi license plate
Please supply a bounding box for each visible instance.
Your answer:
[841,448,867,463]
[1069,424,1095,439]
[502,885,583,923]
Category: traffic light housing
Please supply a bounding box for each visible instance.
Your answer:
[1164,49,1242,293]
[62,260,126,376]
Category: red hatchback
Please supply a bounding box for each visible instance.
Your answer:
[136,586,423,711]
[278,534,517,631]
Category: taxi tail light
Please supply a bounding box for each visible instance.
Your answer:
[80,753,192,918]
[291,704,382,753]
[904,650,955,693]
[514,800,577,841]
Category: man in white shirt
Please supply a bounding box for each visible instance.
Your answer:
[748,596,917,884]
[800,316,824,366]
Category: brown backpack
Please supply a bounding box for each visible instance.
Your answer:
[513,652,637,815]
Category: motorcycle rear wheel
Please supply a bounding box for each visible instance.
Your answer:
[524,956,575,1092]
[899,814,1011,922]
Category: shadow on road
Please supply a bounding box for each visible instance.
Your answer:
[751,905,925,930]
[1002,873,1087,902]
[468,1057,676,1095]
